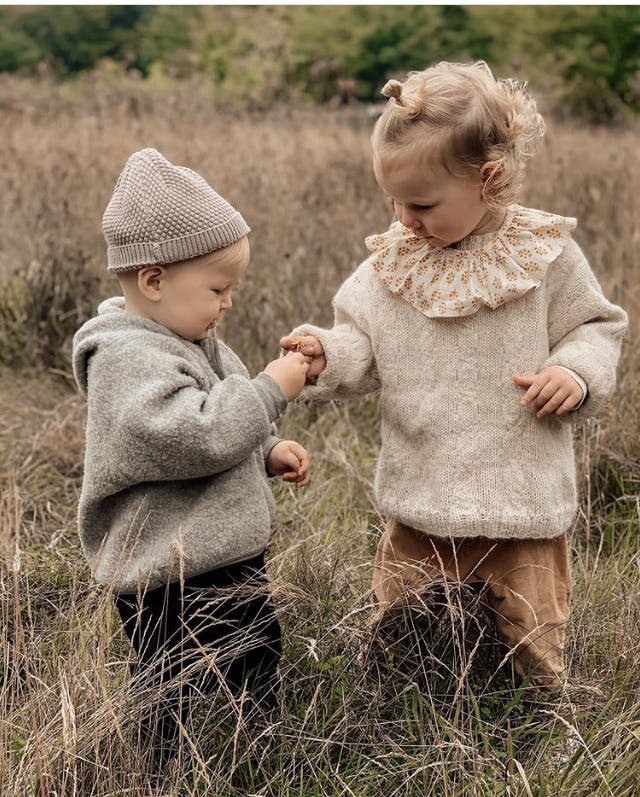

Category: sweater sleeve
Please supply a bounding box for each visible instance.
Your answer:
[542,239,628,423]
[290,273,380,402]
[201,334,283,474]
[262,428,282,477]
[88,343,288,484]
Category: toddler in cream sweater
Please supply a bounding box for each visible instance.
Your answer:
[282,61,628,687]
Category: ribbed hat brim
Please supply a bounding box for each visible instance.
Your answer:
[107,214,251,272]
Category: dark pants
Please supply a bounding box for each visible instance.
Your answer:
[113,552,282,766]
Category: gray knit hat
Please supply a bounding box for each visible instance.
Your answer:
[103,148,250,272]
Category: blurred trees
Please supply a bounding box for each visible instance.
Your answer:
[1,5,638,121]
[282,5,494,102]
[0,6,151,72]
[534,6,640,120]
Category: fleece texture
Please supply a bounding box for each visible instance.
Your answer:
[73,298,287,593]
[292,224,627,540]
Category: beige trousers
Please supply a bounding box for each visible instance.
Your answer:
[372,518,572,687]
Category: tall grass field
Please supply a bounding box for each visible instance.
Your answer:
[1,81,638,795]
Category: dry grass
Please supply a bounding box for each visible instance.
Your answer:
[1,83,639,795]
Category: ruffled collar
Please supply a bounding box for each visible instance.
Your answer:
[365,205,576,318]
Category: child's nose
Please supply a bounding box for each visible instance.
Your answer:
[397,205,420,230]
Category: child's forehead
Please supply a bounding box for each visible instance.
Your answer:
[197,238,251,278]
[374,150,450,196]
[375,133,451,173]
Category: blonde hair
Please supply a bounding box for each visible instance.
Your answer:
[371,61,546,208]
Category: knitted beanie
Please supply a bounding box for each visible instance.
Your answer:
[103,148,250,272]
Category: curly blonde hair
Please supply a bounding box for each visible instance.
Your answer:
[371,61,545,208]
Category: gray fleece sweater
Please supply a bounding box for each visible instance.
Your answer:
[73,297,288,594]
[292,225,628,541]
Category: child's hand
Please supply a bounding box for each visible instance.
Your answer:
[267,440,311,487]
[513,366,584,418]
[264,351,309,399]
[280,334,327,379]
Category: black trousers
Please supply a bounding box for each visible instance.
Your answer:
[113,552,282,766]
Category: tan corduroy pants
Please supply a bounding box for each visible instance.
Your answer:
[372,518,572,688]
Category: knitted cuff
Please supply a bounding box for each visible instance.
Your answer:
[252,372,289,422]
[290,323,373,402]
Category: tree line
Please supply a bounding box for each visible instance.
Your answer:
[1,5,639,122]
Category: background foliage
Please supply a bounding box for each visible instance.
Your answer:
[0,6,639,794]
[1,5,640,121]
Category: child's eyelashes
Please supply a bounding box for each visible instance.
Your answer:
[391,199,435,212]
[402,201,435,211]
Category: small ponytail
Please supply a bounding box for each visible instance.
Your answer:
[381,79,403,101]
[381,77,426,120]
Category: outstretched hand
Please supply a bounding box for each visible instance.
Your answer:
[280,334,327,379]
[513,366,583,418]
[267,440,311,487]
[263,351,309,399]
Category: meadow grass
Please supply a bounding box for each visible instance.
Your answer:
[0,85,638,795]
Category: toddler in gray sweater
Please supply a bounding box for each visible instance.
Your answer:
[73,148,310,768]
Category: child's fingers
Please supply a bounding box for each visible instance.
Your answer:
[512,375,534,401]
[282,468,310,486]
[531,376,570,412]
[282,442,311,487]
[280,448,302,471]
[278,443,308,471]
[292,444,310,471]
[293,465,310,485]
[554,394,581,416]
[283,350,306,362]
[279,336,298,351]
[307,355,327,378]
[519,376,548,406]
[536,387,570,417]
[512,375,534,387]
[280,335,323,356]
[515,368,582,417]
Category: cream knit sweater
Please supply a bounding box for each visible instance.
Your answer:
[292,215,628,540]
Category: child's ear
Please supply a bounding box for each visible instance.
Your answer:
[137,266,164,302]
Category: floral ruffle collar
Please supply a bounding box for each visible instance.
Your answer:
[365,205,576,318]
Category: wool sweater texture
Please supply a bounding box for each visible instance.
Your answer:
[73,298,288,594]
[292,209,628,540]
